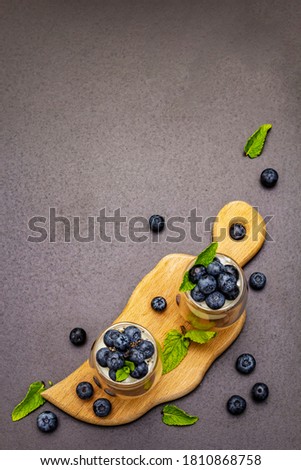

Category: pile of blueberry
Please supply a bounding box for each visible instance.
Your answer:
[96,325,155,381]
[189,257,240,310]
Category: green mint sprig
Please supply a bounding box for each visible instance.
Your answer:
[179,242,218,292]
[12,381,47,422]
[115,360,135,382]
[244,124,272,158]
[162,404,199,426]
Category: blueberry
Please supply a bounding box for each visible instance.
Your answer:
[224,286,240,301]
[206,261,224,277]
[217,273,237,294]
[130,362,149,379]
[205,291,225,309]
[188,264,207,283]
[124,325,142,343]
[260,168,278,188]
[249,272,266,290]
[109,369,117,381]
[76,381,94,399]
[103,329,121,347]
[236,353,256,374]
[69,327,86,346]
[151,296,167,313]
[198,274,217,295]
[190,285,206,303]
[227,395,246,415]
[223,264,239,280]
[230,223,246,240]
[37,411,58,433]
[251,383,269,402]
[96,347,111,367]
[107,351,125,371]
[138,340,155,359]
[149,214,165,232]
[128,348,145,365]
[113,333,130,351]
[93,398,112,417]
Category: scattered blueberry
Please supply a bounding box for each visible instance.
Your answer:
[109,369,117,381]
[124,325,141,343]
[93,398,112,417]
[107,351,125,371]
[149,214,165,232]
[113,333,130,351]
[138,340,155,359]
[260,168,278,188]
[151,296,167,313]
[96,348,111,367]
[207,261,224,277]
[37,411,58,433]
[236,353,256,374]
[188,264,207,283]
[205,291,225,309]
[128,348,145,365]
[103,329,121,347]
[217,273,237,293]
[130,362,149,379]
[249,272,266,290]
[198,274,217,295]
[230,223,246,240]
[223,264,239,280]
[227,395,247,415]
[76,382,94,399]
[190,285,206,303]
[69,327,86,346]
[224,286,240,301]
[251,383,269,402]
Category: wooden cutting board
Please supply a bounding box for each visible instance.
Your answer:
[42,201,266,425]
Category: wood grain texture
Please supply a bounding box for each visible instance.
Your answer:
[42,201,265,425]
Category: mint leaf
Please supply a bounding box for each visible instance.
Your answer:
[162,404,199,426]
[244,124,272,158]
[179,242,218,292]
[185,329,217,344]
[124,360,135,372]
[12,381,46,422]
[116,366,131,382]
[162,330,190,375]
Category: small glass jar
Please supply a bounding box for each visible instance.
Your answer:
[89,321,162,399]
[179,253,248,330]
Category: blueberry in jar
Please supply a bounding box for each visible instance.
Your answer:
[190,285,206,303]
[138,340,155,359]
[103,329,121,347]
[188,264,207,283]
[107,351,125,371]
[217,272,237,294]
[198,274,217,295]
[123,325,141,343]
[113,333,130,351]
[206,261,224,277]
[130,362,149,379]
[205,291,226,309]
[96,348,111,367]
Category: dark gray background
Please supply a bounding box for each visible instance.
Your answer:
[1,0,300,450]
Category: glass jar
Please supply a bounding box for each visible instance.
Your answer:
[179,253,248,330]
[89,321,162,398]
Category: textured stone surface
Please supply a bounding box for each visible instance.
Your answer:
[1,0,300,450]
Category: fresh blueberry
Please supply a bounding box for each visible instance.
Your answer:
[138,340,155,359]
[103,329,121,347]
[124,325,142,343]
[205,291,225,310]
[109,369,117,381]
[188,264,207,283]
[249,272,266,290]
[217,273,237,293]
[93,398,112,417]
[230,223,246,240]
[236,353,256,374]
[113,333,130,351]
[190,285,206,303]
[227,395,247,415]
[69,327,86,346]
[96,348,111,367]
[128,348,145,365]
[151,296,167,313]
[107,351,125,371]
[130,362,149,379]
[198,274,217,295]
[223,264,239,280]
[260,168,278,188]
[251,383,269,402]
[224,286,240,301]
[76,382,94,399]
[206,261,224,277]
[37,411,58,433]
[149,214,165,232]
